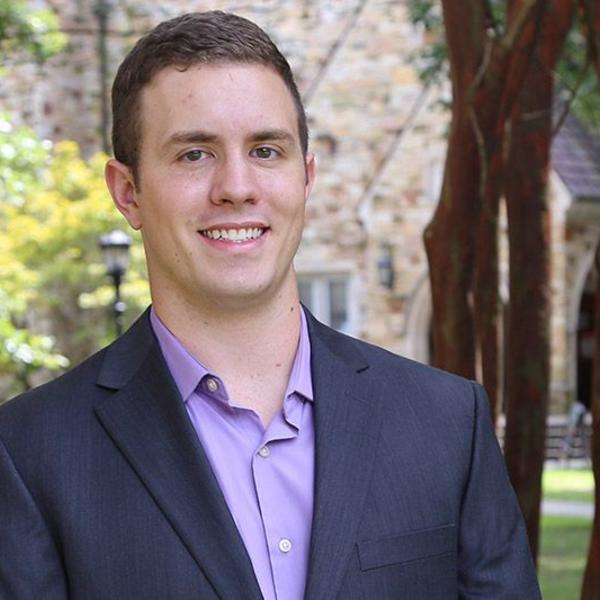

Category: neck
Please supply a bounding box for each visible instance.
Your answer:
[151,285,303,378]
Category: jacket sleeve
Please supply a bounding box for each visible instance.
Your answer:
[0,435,68,599]
[457,382,541,598]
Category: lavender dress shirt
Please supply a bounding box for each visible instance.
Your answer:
[150,308,315,600]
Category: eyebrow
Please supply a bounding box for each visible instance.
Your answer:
[163,131,218,150]
[163,128,296,150]
[248,129,296,145]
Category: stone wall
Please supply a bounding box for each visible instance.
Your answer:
[4,0,595,412]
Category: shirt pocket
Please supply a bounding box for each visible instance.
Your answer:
[357,523,456,571]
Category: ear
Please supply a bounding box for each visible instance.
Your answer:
[105,159,142,230]
[304,152,316,201]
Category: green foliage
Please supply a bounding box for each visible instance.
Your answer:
[407,0,439,31]
[0,288,69,383]
[0,122,149,399]
[404,0,516,85]
[405,0,506,85]
[0,0,66,65]
[0,115,49,206]
[407,0,600,130]
[406,0,447,86]
[556,13,600,134]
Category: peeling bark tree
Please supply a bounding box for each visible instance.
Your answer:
[580,0,600,595]
[473,0,550,422]
[426,0,576,561]
[423,3,486,381]
[584,245,600,597]
[425,0,547,404]
[503,2,574,562]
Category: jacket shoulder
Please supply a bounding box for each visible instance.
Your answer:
[308,314,484,426]
[0,346,108,425]
[0,309,154,424]
[316,317,476,395]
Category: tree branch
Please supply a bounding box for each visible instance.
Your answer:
[502,0,543,50]
[482,0,500,37]
[495,0,547,126]
[579,0,600,80]
[551,56,591,137]
[468,107,488,200]
[467,35,494,100]
[440,0,488,91]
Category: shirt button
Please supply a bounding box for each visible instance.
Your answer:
[278,538,292,553]
[258,445,270,458]
[205,377,219,393]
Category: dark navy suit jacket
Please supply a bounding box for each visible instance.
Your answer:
[0,309,540,599]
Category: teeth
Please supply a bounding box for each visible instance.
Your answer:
[202,227,264,242]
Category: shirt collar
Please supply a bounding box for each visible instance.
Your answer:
[150,306,313,404]
[150,308,210,402]
[286,306,313,402]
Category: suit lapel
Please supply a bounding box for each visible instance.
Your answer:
[94,312,262,600]
[93,309,383,600]
[304,315,384,600]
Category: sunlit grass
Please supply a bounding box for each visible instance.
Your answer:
[543,468,594,503]
[540,467,593,598]
[539,515,591,600]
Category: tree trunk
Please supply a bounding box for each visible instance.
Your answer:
[427,0,545,379]
[424,110,479,379]
[473,0,548,420]
[503,1,574,562]
[582,245,600,600]
[579,2,600,596]
[580,0,600,80]
[424,0,489,378]
[474,165,503,421]
[503,108,551,566]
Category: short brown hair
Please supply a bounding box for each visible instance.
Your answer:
[111,11,308,183]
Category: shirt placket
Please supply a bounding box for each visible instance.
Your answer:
[252,405,301,600]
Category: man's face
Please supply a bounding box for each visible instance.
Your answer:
[108,62,315,312]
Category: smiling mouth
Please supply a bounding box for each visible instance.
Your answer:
[200,227,267,243]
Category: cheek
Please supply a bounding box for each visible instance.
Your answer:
[275,180,309,214]
[283,204,306,247]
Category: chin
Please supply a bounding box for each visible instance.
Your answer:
[208,282,268,300]
[216,278,287,306]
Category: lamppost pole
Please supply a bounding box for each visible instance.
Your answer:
[99,230,131,338]
[113,269,125,337]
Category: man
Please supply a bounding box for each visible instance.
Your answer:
[0,11,540,599]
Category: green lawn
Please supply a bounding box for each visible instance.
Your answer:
[539,468,593,599]
[539,515,591,600]
[543,468,594,503]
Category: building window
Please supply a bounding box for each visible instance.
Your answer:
[298,274,352,333]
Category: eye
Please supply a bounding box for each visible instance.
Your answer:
[252,146,279,160]
[181,149,210,162]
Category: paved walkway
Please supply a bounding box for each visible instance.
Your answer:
[542,499,594,519]
[542,459,594,518]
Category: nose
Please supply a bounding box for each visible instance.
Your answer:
[209,153,257,206]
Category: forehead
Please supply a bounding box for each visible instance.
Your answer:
[138,62,299,145]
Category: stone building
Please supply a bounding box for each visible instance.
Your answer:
[4,0,600,412]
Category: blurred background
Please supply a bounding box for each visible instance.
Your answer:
[1,1,600,597]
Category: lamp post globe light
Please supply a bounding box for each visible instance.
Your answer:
[99,229,131,337]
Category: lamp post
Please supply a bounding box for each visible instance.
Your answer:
[99,230,131,337]
[377,243,395,290]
